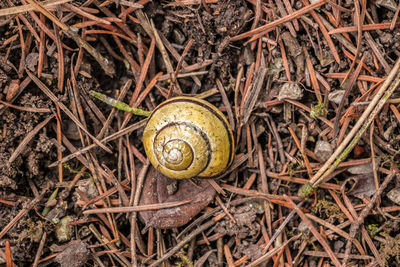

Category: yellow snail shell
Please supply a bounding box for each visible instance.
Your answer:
[143,96,234,179]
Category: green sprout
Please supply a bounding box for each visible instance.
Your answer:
[90,90,152,117]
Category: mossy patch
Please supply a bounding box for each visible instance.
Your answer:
[312,199,345,223]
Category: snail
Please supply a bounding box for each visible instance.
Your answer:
[89,91,234,180]
[143,96,235,179]
[90,92,232,228]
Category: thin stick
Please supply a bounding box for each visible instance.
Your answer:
[329,22,400,34]
[0,99,51,113]
[84,199,192,214]
[131,162,150,266]
[230,0,327,41]
[258,143,272,235]
[370,122,379,190]
[37,13,45,77]
[304,47,322,102]
[332,55,365,139]
[390,1,400,30]
[5,241,13,267]
[32,232,47,267]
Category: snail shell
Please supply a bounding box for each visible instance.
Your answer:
[143,96,234,179]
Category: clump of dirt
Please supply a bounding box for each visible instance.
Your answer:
[215,204,262,239]
[0,91,56,263]
[0,93,54,190]
[150,0,249,89]
[234,243,263,262]
[7,218,48,264]
[213,203,266,261]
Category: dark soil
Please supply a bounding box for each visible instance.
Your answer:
[1,0,400,266]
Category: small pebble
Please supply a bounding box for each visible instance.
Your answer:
[298,221,311,236]
[334,240,344,252]
[76,179,98,200]
[278,82,303,100]
[328,90,346,105]
[383,125,394,140]
[64,120,81,141]
[375,0,397,11]
[314,140,332,162]
[387,187,400,205]
[172,29,186,45]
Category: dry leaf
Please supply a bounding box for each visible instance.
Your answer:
[342,173,376,199]
[139,166,216,229]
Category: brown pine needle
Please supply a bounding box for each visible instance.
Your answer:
[26,69,113,154]
[83,200,193,215]
[301,0,341,63]
[0,0,72,17]
[329,22,400,34]
[390,1,400,30]
[230,0,327,42]
[304,47,322,102]
[24,0,115,76]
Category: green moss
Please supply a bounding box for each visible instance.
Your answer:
[367,224,380,238]
[174,248,194,267]
[19,219,45,243]
[310,102,327,119]
[312,199,344,223]
[62,163,91,178]
[287,162,296,178]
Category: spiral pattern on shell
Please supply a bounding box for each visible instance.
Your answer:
[143,97,234,179]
